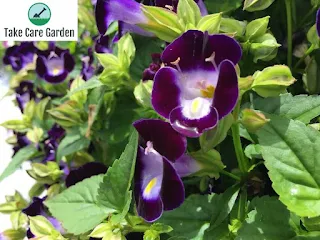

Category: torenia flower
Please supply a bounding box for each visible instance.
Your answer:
[152,30,242,137]
[133,119,201,222]
[15,81,36,113]
[81,48,95,80]
[36,44,75,84]
[3,42,36,71]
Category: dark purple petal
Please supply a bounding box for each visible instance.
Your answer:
[161,157,184,210]
[95,0,147,35]
[133,119,187,161]
[213,60,239,119]
[142,53,162,81]
[36,56,48,77]
[65,162,108,187]
[27,228,34,239]
[317,8,320,37]
[48,124,65,141]
[173,154,201,177]
[162,31,242,71]
[134,147,164,222]
[169,106,219,138]
[95,34,112,53]
[197,0,208,16]
[22,197,45,216]
[152,67,181,118]
[63,52,75,73]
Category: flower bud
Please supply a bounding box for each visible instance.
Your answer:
[303,50,320,94]
[250,33,281,62]
[117,34,136,69]
[243,0,275,12]
[239,76,254,95]
[69,77,88,105]
[26,127,44,143]
[251,65,296,97]
[29,215,64,239]
[245,16,270,40]
[241,109,270,133]
[1,228,26,240]
[0,191,28,214]
[220,18,246,37]
[27,162,63,184]
[134,80,153,108]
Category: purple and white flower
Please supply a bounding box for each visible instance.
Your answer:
[151,30,242,137]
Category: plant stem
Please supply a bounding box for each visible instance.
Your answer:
[220,170,241,181]
[130,225,150,232]
[294,44,315,69]
[237,187,248,221]
[285,0,293,69]
[231,102,249,173]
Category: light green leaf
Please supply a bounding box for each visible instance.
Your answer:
[45,175,114,235]
[236,196,296,240]
[251,94,320,124]
[160,186,239,240]
[0,145,37,182]
[56,131,90,162]
[257,114,320,217]
[97,130,138,216]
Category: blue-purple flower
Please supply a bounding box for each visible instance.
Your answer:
[81,48,95,80]
[3,42,36,71]
[317,8,320,37]
[142,53,162,81]
[43,124,65,162]
[95,35,112,54]
[151,30,242,137]
[133,119,200,222]
[36,45,75,84]
[95,0,207,36]
[15,81,36,113]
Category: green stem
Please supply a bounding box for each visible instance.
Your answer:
[237,187,248,221]
[285,0,293,69]
[130,225,150,233]
[294,44,315,69]
[220,170,241,181]
[231,102,249,173]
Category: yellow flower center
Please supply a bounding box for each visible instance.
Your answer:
[144,178,157,195]
[200,85,215,98]
[52,67,62,75]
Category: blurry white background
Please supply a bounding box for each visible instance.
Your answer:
[0,69,35,232]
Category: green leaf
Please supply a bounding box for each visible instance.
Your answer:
[292,232,320,239]
[205,0,242,13]
[251,94,320,124]
[45,175,114,235]
[63,77,103,100]
[160,186,239,239]
[56,131,90,162]
[203,220,232,240]
[97,130,138,216]
[244,144,262,159]
[236,196,296,240]
[0,145,37,182]
[257,114,320,217]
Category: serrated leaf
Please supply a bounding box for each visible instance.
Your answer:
[257,114,320,217]
[45,175,114,235]
[97,130,138,216]
[251,94,320,123]
[0,145,37,182]
[236,196,296,240]
[160,185,239,240]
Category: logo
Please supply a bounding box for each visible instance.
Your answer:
[28,3,51,26]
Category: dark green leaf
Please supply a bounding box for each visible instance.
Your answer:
[257,114,320,217]
[0,145,38,182]
[205,0,242,13]
[45,175,113,235]
[97,130,138,216]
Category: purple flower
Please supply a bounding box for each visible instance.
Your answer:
[13,133,31,154]
[36,45,75,84]
[81,48,95,80]
[317,8,320,37]
[43,125,65,162]
[3,42,36,71]
[142,53,162,81]
[151,30,242,137]
[14,81,36,113]
[23,197,64,238]
[65,162,108,187]
[133,119,200,222]
[95,35,112,53]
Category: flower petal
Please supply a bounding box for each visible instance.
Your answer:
[173,154,202,177]
[95,0,147,35]
[65,162,108,187]
[133,119,187,161]
[213,60,239,119]
[169,106,219,138]
[134,147,164,222]
[197,0,208,16]
[36,55,48,78]
[152,67,181,118]
[317,8,320,37]
[62,52,75,72]
[161,30,242,71]
[161,157,184,210]
[22,197,45,216]
[43,71,69,84]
